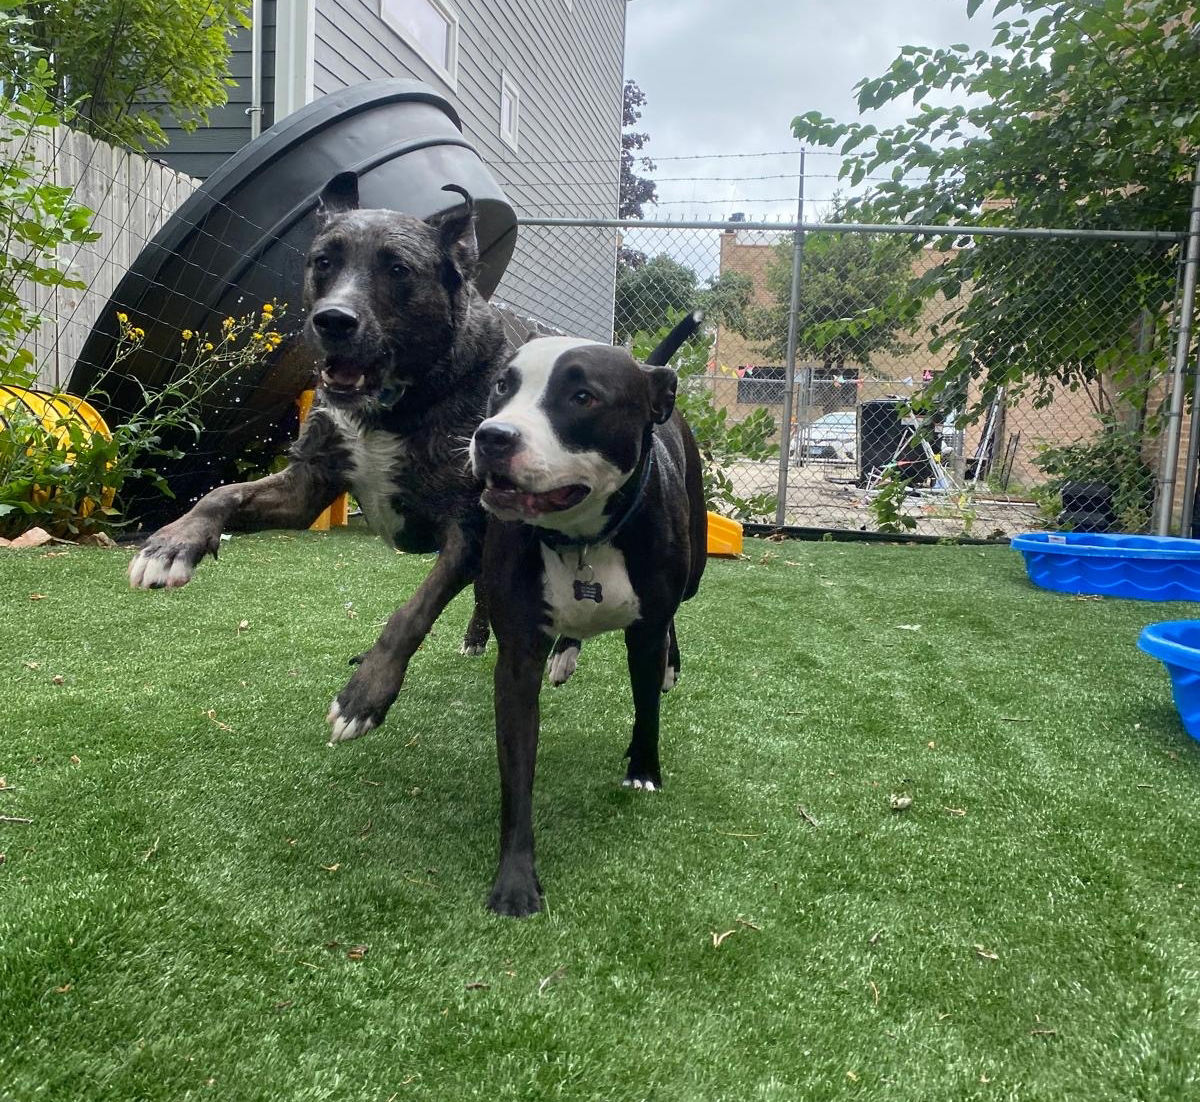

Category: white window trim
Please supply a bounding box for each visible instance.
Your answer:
[380,0,459,91]
[275,0,315,119]
[499,71,520,152]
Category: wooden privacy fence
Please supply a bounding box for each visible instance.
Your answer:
[16,128,199,391]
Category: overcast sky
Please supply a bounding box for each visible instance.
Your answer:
[623,0,993,222]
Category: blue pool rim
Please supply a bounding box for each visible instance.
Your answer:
[1138,620,1200,740]
[1011,533,1200,560]
[1011,532,1200,600]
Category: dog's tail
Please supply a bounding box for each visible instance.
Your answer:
[644,309,704,366]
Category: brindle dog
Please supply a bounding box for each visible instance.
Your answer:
[128,171,508,744]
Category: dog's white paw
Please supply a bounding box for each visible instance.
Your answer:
[546,644,580,687]
[661,664,678,692]
[622,778,658,792]
[128,550,195,590]
[460,641,487,657]
[326,699,375,746]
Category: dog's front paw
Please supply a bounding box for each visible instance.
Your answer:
[459,640,487,657]
[128,521,220,589]
[325,657,401,746]
[488,863,543,918]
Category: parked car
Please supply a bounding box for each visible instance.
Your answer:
[791,410,857,462]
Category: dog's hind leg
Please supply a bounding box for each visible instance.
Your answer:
[461,580,491,656]
[622,620,670,790]
[661,620,680,693]
[546,636,582,686]
[327,524,480,743]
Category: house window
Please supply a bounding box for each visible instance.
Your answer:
[381,0,459,88]
[499,73,520,151]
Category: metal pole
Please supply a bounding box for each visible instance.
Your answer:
[248,0,263,139]
[775,149,805,526]
[1154,153,1200,535]
[1179,330,1200,536]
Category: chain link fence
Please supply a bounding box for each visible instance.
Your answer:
[511,217,1184,540]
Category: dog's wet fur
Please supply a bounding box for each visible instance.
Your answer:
[129,172,507,740]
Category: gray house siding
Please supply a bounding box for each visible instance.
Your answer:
[155,1,278,179]
[312,0,624,340]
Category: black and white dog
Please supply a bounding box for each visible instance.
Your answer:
[470,312,707,917]
[128,172,507,741]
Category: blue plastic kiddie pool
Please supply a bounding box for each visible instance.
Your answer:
[1011,533,1200,600]
[1138,620,1200,740]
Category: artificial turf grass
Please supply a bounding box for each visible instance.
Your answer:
[3,530,1200,1100]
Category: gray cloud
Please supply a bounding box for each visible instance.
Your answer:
[624,0,991,220]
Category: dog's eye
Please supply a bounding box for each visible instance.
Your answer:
[312,256,331,272]
[390,262,407,278]
[495,377,509,396]
[571,390,596,407]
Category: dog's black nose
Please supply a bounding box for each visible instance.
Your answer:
[312,305,359,339]
[475,422,521,459]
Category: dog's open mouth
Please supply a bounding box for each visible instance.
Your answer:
[482,474,589,516]
[319,357,373,397]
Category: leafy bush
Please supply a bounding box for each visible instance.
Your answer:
[0,56,100,386]
[1032,416,1155,533]
[0,305,286,538]
[632,318,777,519]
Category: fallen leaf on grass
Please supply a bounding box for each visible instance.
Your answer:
[347,945,368,961]
[51,675,65,686]
[69,755,80,766]
[895,624,921,631]
[273,1000,293,1012]
[141,837,158,862]
[711,929,737,948]
[889,794,913,811]
[236,619,250,634]
[203,709,234,733]
[321,863,341,873]
[846,1070,859,1082]
[868,929,884,947]
[54,984,72,994]
[22,661,39,670]
[465,981,490,991]
[29,593,47,601]
[974,944,999,961]
[356,820,373,839]
[944,807,966,817]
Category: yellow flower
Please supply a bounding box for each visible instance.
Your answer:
[203,342,214,352]
[116,312,128,324]
[132,327,145,340]
[181,329,193,340]
[222,317,235,330]
[261,302,274,314]
[251,332,263,340]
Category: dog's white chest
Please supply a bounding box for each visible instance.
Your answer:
[333,416,409,542]
[540,543,641,639]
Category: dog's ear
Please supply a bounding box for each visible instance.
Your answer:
[644,365,678,425]
[317,172,360,222]
[427,184,479,293]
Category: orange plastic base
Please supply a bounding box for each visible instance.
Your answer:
[707,512,743,557]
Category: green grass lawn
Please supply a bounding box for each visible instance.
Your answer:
[4,528,1200,1101]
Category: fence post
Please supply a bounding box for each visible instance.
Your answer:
[1154,153,1200,536]
[774,149,806,526]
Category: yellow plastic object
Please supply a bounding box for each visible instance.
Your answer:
[296,388,349,530]
[707,511,743,557]
[0,384,116,515]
